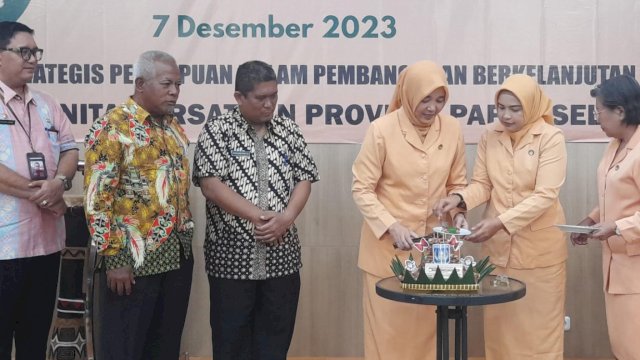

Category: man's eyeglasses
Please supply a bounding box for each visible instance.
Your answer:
[593,109,605,120]
[0,47,44,61]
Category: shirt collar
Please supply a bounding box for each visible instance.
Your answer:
[395,107,442,150]
[125,97,174,127]
[231,106,276,133]
[0,80,35,106]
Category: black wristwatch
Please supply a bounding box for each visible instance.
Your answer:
[451,193,467,210]
[56,175,72,191]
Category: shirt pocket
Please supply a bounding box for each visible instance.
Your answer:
[516,146,541,189]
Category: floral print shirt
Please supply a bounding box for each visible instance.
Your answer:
[84,98,193,274]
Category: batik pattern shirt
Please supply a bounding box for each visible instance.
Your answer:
[0,81,78,260]
[193,107,319,280]
[84,98,193,274]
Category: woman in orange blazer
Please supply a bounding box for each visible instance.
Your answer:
[352,61,467,360]
[435,74,568,359]
[572,75,640,360]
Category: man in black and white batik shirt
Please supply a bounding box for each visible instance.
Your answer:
[193,60,319,360]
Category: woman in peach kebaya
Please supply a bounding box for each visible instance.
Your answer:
[352,60,467,360]
[572,75,640,360]
[434,74,568,359]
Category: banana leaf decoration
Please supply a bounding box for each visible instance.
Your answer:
[389,254,496,289]
[475,256,496,282]
[391,255,405,280]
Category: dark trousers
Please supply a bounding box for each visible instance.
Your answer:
[96,256,193,360]
[0,252,61,360]
[209,272,301,360]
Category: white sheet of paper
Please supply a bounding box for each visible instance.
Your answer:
[554,224,597,234]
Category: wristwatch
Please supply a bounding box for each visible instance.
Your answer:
[56,174,72,191]
[451,193,467,210]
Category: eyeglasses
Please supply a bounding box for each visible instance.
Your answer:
[593,109,605,120]
[0,47,44,61]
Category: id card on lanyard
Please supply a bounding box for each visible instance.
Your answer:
[0,88,47,180]
[26,151,47,180]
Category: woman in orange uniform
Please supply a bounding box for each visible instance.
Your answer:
[352,60,467,360]
[435,74,567,359]
[572,75,640,360]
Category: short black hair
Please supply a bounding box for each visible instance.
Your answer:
[0,21,34,49]
[235,60,276,95]
[591,75,640,125]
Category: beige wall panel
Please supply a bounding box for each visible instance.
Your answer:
[296,145,363,248]
[290,145,363,356]
[562,143,612,358]
[180,188,212,356]
[290,246,363,356]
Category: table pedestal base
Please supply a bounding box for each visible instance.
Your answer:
[375,276,526,360]
[436,305,468,360]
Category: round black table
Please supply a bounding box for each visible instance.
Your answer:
[376,275,526,360]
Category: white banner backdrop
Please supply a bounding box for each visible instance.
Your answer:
[4,0,639,143]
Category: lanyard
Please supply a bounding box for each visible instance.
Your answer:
[6,102,34,152]
[0,88,35,152]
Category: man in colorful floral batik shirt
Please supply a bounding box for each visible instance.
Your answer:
[193,60,319,360]
[84,50,193,360]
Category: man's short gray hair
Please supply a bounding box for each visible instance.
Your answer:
[133,50,177,80]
